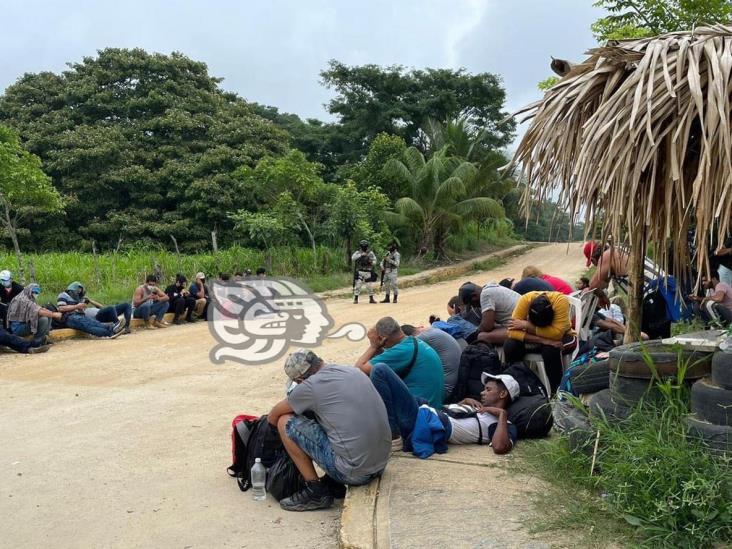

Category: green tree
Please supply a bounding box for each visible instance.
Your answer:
[0,48,288,250]
[0,125,63,280]
[320,60,515,163]
[592,0,732,41]
[386,147,504,258]
[352,133,408,201]
[230,211,289,270]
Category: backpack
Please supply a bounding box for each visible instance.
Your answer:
[502,362,553,438]
[502,362,549,399]
[226,414,282,491]
[449,343,502,403]
[642,290,671,339]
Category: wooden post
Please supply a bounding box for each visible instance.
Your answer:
[170,235,182,273]
[91,239,101,288]
[27,258,37,283]
[624,225,646,344]
[211,230,218,254]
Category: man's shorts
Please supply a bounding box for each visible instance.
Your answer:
[285,415,377,486]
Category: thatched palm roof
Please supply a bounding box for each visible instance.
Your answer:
[510,24,732,278]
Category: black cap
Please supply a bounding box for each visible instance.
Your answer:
[528,294,554,327]
[458,282,480,306]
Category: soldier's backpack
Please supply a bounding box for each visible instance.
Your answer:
[227,414,282,491]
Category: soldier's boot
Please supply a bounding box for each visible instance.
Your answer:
[353,295,359,304]
[369,295,377,304]
[380,294,390,303]
[393,294,398,303]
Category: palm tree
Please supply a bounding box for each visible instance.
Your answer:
[385,146,504,258]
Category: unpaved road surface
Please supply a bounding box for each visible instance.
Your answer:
[0,243,586,549]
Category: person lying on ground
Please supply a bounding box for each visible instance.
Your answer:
[0,324,49,354]
[427,296,477,343]
[401,324,461,399]
[8,284,62,346]
[0,270,23,328]
[165,274,197,324]
[189,272,209,320]
[575,276,590,292]
[355,316,445,408]
[63,281,132,333]
[521,266,573,295]
[57,283,126,338]
[689,270,732,325]
[133,274,170,329]
[459,281,519,346]
[371,363,516,455]
[504,291,576,395]
[267,349,391,511]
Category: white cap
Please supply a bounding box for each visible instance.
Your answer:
[480,373,520,402]
[196,272,205,280]
[0,270,11,282]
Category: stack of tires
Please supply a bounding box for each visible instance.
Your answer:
[588,341,711,420]
[686,351,732,454]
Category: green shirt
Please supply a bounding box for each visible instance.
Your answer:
[376,336,445,407]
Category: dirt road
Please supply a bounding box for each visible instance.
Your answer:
[0,243,586,549]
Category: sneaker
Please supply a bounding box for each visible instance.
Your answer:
[28,344,50,354]
[112,320,125,334]
[391,436,404,452]
[279,481,334,511]
[174,318,184,325]
[146,320,158,330]
[320,475,347,499]
[154,320,169,329]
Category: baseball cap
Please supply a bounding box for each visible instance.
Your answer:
[196,272,206,280]
[480,373,520,402]
[458,282,480,306]
[0,270,11,282]
[583,241,599,266]
[284,348,320,381]
[528,294,554,327]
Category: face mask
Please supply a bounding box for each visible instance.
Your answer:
[146,284,156,291]
[1,280,10,288]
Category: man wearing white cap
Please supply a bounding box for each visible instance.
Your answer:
[267,349,391,512]
[0,270,23,328]
[370,362,518,454]
[189,272,210,320]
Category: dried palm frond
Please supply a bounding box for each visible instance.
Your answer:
[509,24,732,280]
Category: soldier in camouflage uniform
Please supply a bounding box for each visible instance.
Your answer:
[352,240,377,304]
[380,242,400,303]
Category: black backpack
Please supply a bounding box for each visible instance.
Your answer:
[449,343,502,403]
[642,290,671,339]
[502,362,552,438]
[502,362,549,399]
[227,415,282,491]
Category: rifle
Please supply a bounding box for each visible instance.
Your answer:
[379,268,385,289]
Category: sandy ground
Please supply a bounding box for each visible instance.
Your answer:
[0,243,586,549]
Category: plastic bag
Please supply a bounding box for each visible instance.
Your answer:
[265,452,305,501]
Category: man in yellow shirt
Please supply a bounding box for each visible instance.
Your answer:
[504,291,576,395]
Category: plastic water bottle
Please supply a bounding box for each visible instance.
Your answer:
[251,458,266,501]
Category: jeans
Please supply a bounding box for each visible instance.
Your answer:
[503,337,574,395]
[64,313,114,337]
[133,300,169,322]
[285,415,378,486]
[719,265,732,286]
[10,316,51,346]
[95,303,131,326]
[370,362,420,439]
[170,296,196,320]
[0,326,32,353]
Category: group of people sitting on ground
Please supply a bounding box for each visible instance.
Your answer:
[0,267,268,355]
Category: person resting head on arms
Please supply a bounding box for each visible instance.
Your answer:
[521,266,573,295]
[459,280,520,346]
[370,361,518,456]
[267,349,391,511]
[355,316,445,408]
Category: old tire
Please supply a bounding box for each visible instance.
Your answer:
[711,351,732,390]
[553,400,594,454]
[609,374,663,406]
[685,414,732,454]
[691,378,732,426]
[567,359,610,395]
[609,341,711,380]
[588,388,631,422]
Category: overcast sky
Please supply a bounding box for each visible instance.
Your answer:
[1,0,603,139]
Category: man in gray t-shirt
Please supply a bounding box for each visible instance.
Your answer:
[268,349,391,512]
[461,282,520,345]
[402,325,461,398]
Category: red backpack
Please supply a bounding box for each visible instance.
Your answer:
[226,414,282,491]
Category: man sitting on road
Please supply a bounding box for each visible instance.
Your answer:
[689,270,732,325]
[267,350,391,511]
[371,363,516,455]
[132,274,170,329]
[504,291,576,395]
[165,274,197,324]
[8,284,61,346]
[0,270,23,328]
[355,316,444,408]
[459,281,520,346]
[63,281,132,333]
[189,272,210,320]
[401,324,461,399]
[57,283,126,338]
